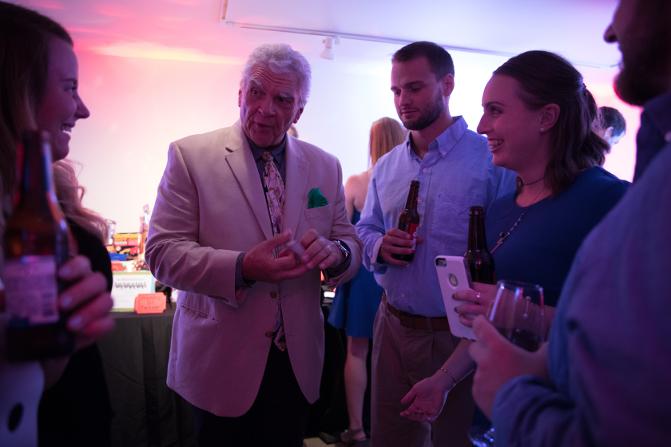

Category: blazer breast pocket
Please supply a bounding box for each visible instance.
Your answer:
[303,204,333,236]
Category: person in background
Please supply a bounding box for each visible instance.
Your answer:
[328,116,405,445]
[0,2,115,446]
[356,41,514,447]
[146,43,361,446]
[288,124,299,138]
[595,105,627,147]
[399,51,628,434]
[468,0,671,445]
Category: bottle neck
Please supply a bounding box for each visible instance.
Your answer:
[18,131,57,205]
[405,180,419,210]
[467,212,487,250]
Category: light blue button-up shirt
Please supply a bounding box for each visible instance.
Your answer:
[356,116,515,316]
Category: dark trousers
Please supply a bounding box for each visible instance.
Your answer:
[192,344,310,447]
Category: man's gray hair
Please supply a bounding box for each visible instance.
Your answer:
[241,43,311,108]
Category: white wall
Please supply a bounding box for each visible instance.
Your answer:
[69,39,638,231]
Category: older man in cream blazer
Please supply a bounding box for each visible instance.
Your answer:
[146,44,361,446]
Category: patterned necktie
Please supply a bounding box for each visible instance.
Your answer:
[261,151,285,235]
[261,151,287,351]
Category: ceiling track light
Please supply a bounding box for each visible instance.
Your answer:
[221,19,613,69]
[320,35,339,60]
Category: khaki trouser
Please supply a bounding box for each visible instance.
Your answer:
[371,301,474,447]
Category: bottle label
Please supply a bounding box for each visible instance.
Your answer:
[407,223,419,237]
[4,256,59,324]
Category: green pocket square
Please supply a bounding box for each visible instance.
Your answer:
[307,187,329,209]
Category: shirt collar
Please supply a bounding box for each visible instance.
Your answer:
[642,92,671,143]
[433,116,468,156]
[633,92,671,180]
[404,116,468,157]
[247,134,287,163]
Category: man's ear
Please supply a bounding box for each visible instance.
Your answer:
[441,74,455,98]
[539,103,560,131]
[604,126,614,142]
[293,107,304,124]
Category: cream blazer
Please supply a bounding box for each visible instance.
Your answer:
[146,123,361,417]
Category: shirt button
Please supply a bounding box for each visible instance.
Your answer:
[265,331,274,338]
[270,291,278,299]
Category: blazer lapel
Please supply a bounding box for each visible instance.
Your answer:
[224,125,273,240]
[284,138,309,237]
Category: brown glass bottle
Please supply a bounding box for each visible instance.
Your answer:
[394,180,420,262]
[4,131,75,361]
[464,206,495,284]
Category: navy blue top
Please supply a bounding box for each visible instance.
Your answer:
[486,166,629,306]
[492,92,671,447]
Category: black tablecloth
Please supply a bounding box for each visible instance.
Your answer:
[97,304,350,446]
[97,308,196,447]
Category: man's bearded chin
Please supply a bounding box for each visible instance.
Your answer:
[402,97,444,131]
[615,31,671,106]
[614,60,666,106]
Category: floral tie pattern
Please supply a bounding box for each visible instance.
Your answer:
[261,151,287,350]
[262,151,285,236]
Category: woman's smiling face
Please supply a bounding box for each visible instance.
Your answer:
[35,37,90,161]
[477,74,547,172]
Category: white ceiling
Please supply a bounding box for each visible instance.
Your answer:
[18,0,620,68]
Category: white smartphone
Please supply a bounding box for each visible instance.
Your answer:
[434,255,476,340]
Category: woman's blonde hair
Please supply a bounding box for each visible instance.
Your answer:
[53,160,108,243]
[369,117,406,166]
[0,2,73,196]
[1,4,107,244]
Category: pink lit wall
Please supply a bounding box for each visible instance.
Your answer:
[14,1,637,231]
[67,47,639,231]
[70,49,246,232]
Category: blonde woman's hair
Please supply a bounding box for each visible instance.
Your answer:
[369,117,406,166]
[53,160,108,243]
[0,2,74,196]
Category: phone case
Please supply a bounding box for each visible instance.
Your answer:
[434,255,476,340]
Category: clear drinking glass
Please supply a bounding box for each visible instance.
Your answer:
[470,280,546,446]
[488,280,546,351]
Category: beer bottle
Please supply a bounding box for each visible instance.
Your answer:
[464,206,495,284]
[394,180,420,262]
[4,131,75,361]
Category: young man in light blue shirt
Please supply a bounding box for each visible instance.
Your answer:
[356,41,514,447]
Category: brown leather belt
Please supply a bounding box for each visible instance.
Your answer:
[384,297,451,331]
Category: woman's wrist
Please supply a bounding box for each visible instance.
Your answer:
[435,366,458,391]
